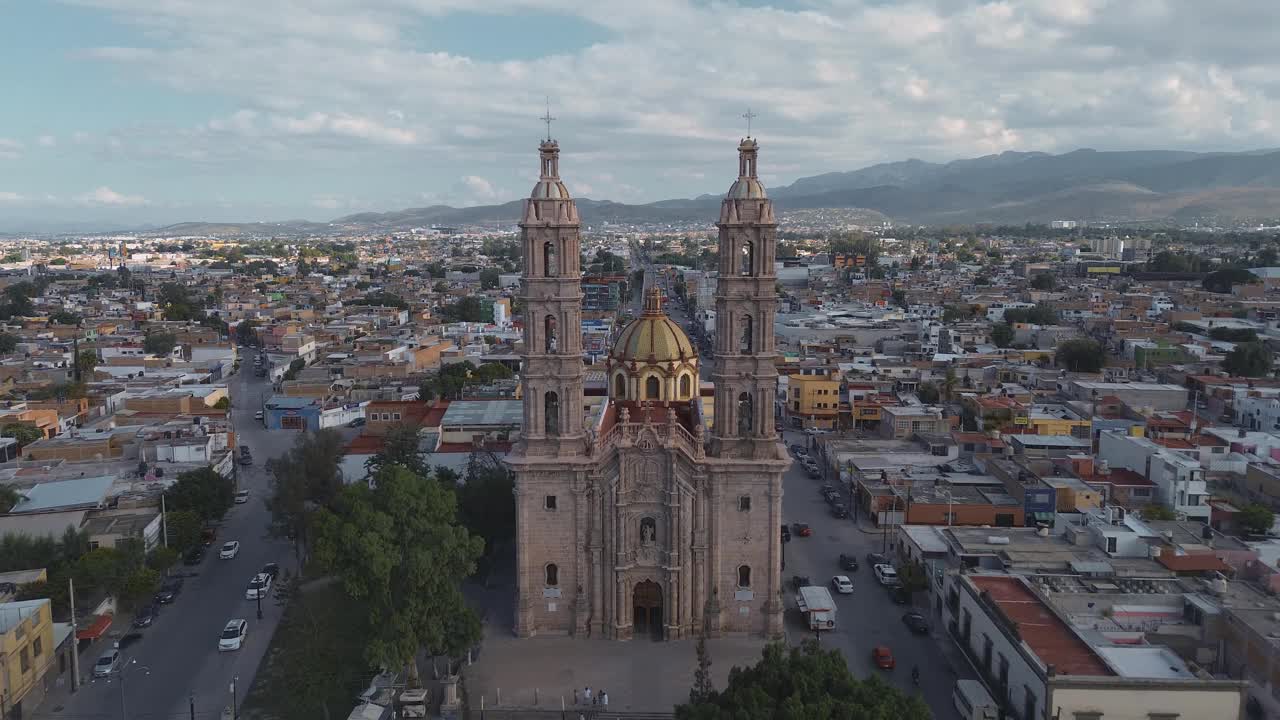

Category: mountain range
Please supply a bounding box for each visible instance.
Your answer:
[155,147,1280,235]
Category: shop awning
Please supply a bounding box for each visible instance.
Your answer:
[76,614,113,641]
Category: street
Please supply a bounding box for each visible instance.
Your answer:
[42,365,295,720]
[777,429,966,720]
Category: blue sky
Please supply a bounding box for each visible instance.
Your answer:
[1,0,1278,230]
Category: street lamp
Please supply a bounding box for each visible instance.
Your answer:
[108,659,150,720]
[255,582,263,620]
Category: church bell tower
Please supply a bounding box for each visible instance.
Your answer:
[710,137,779,459]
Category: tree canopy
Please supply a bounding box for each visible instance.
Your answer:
[1239,503,1276,536]
[675,640,930,720]
[1223,342,1273,378]
[365,423,428,478]
[1203,267,1257,294]
[144,331,178,357]
[1056,339,1105,373]
[313,465,484,681]
[266,429,346,562]
[1030,273,1056,290]
[990,322,1015,348]
[163,467,234,523]
[1003,303,1058,326]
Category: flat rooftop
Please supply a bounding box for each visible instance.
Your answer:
[441,400,523,427]
[969,575,1114,677]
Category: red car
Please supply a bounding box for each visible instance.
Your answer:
[792,523,812,537]
[872,646,895,670]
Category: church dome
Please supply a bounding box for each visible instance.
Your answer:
[611,289,696,364]
[725,137,767,199]
[726,176,767,199]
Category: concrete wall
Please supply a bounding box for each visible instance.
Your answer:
[950,577,1046,719]
[1050,684,1243,720]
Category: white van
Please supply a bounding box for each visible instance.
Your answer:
[953,679,998,720]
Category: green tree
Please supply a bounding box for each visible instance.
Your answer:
[118,567,161,611]
[214,396,231,410]
[1056,339,1105,373]
[163,467,235,523]
[432,280,449,293]
[890,289,908,309]
[690,636,715,704]
[991,322,1015,348]
[236,320,259,345]
[916,382,940,405]
[0,333,17,354]
[1203,267,1257,294]
[283,358,306,381]
[1208,327,1258,342]
[144,332,178,357]
[1030,273,1056,291]
[163,509,202,551]
[0,486,19,512]
[417,380,436,403]
[313,465,484,684]
[48,309,81,325]
[75,349,98,376]
[1141,505,1177,521]
[472,362,513,384]
[1239,503,1276,536]
[2,423,43,448]
[365,423,427,478]
[478,267,501,290]
[456,453,515,556]
[1004,304,1058,326]
[146,546,180,573]
[439,297,488,323]
[266,429,346,562]
[1224,342,1273,377]
[675,640,930,720]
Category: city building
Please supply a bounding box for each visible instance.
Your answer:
[506,136,787,640]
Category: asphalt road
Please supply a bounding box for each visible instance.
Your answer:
[46,365,295,720]
[778,429,966,719]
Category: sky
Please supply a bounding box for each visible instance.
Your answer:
[1,0,1278,230]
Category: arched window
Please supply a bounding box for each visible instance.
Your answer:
[543,241,558,277]
[646,376,661,399]
[737,392,754,436]
[740,241,754,276]
[545,563,558,586]
[739,315,753,353]
[544,391,560,435]
[640,517,656,544]
[614,374,627,399]
[678,374,691,397]
[737,565,751,588]
[544,315,557,353]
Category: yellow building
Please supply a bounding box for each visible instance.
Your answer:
[0,599,56,716]
[786,374,841,430]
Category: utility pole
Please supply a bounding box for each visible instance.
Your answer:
[161,493,168,549]
[230,676,239,720]
[68,577,80,692]
[190,693,196,720]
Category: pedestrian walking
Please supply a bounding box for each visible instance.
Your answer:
[584,686,592,704]
[574,688,579,705]
[601,691,609,707]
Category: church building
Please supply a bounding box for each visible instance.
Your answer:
[505,133,787,640]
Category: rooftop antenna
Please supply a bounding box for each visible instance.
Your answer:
[742,108,757,138]
[541,97,556,142]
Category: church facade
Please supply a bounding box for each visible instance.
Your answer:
[505,136,787,641]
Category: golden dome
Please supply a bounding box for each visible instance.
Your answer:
[611,289,696,364]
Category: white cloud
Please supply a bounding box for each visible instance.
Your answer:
[37,135,56,147]
[0,192,23,203]
[79,186,148,207]
[270,112,417,145]
[0,139,21,159]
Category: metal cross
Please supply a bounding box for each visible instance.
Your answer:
[541,97,556,142]
[743,108,758,137]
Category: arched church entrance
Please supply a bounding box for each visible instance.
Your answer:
[632,580,663,641]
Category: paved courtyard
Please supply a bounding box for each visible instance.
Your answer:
[464,624,769,713]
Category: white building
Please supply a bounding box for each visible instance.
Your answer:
[1099,431,1209,520]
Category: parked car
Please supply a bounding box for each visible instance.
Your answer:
[889,585,912,605]
[92,649,121,678]
[865,552,889,567]
[238,453,253,466]
[831,575,854,594]
[154,577,183,604]
[790,575,811,591]
[219,541,241,560]
[805,466,822,479]
[780,524,791,543]
[902,611,930,635]
[348,417,366,427]
[838,553,859,572]
[791,523,812,537]
[245,573,272,600]
[254,410,264,420]
[260,562,280,580]
[789,444,806,457]
[235,490,250,504]
[830,503,849,519]
[871,646,895,670]
[873,564,900,587]
[218,619,248,652]
[823,490,841,505]
[200,527,217,546]
[133,604,158,628]
[183,546,206,565]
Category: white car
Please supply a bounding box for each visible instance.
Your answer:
[218,619,248,652]
[91,649,120,678]
[254,410,264,420]
[219,541,241,560]
[234,490,250,504]
[873,564,899,587]
[831,575,854,594]
[245,573,272,600]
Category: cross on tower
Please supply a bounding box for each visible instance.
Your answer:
[742,108,758,138]
[541,97,556,142]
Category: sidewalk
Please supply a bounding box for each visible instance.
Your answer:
[34,632,115,717]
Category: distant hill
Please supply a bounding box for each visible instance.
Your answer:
[141,146,1280,235]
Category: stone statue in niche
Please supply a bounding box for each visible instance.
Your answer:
[640,517,656,545]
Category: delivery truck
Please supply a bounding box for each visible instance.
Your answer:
[796,585,836,631]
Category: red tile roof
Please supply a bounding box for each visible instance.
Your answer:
[1156,550,1230,573]
[970,575,1113,677]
